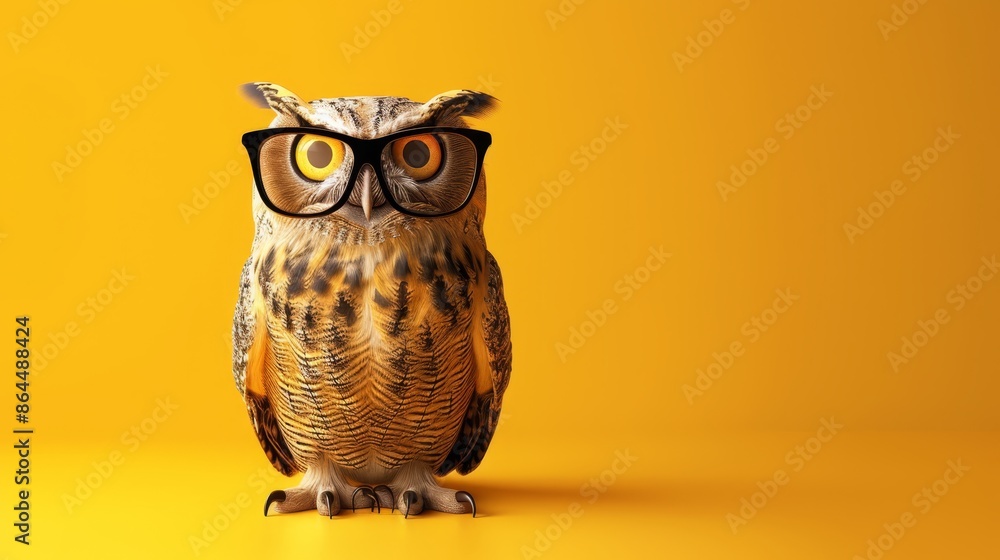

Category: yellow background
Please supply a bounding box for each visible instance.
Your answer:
[2,0,998,558]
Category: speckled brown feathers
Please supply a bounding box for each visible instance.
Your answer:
[235,216,508,474]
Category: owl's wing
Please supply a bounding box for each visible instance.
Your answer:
[436,251,512,475]
[233,258,298,476]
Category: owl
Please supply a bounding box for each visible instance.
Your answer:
[231,82,511,518]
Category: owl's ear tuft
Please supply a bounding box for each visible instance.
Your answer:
[240,82,314,120]
[422,90,500,123]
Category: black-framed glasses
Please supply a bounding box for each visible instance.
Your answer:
[241,126,492,218]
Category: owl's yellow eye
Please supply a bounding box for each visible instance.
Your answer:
[391,134,442,181]
[294,134,345,182]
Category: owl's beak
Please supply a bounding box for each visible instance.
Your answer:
[361,181,373,222]
[348,164,386,223]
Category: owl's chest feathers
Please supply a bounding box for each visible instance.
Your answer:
[256,231,487,386]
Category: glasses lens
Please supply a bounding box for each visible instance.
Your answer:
[381,132,479,215]
[257,132,354,215]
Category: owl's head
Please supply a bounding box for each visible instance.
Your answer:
[241,82,498,234]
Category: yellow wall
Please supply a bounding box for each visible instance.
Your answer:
[1,0,997,558]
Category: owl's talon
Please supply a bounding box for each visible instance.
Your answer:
[264,490,286,517]
[456,490,477,518]
[351,486,365,512]
[320,491,338,518]
[351,486,378,513]
[373,484,395,513]
[403,490,418,519]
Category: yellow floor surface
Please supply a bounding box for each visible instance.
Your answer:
[11,431,995,559]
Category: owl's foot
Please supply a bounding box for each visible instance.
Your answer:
[262,462,476,517]
[389,462,477,517]
[398,489,476,518]
[263,487,344,517]
[263,464,376,517]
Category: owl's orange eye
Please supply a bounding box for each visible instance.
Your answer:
[294,134,345,182]
[391,134,442,181]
